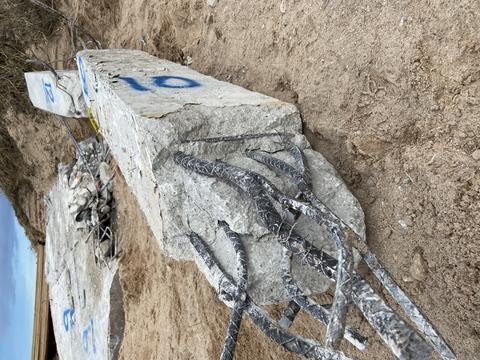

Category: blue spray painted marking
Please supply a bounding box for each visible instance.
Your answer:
[78,56,89,97]
[118,76,150,91]
[43,81,55,103]
[82,318,97,354]
[152,75,201,89]
[118,75,202,91]
[63,308,75,332]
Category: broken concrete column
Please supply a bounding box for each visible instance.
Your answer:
[45,161,123,360]
[24,70,87,118]
[76,49,365,304]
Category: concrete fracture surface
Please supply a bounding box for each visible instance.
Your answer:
[45,162,124,360]
[25,70,87,118]
[76,49,365,304]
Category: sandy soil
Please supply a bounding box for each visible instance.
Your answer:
[2,109,91,242]
[89,1,477,358]
[6,0,479,358]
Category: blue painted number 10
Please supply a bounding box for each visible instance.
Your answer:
[118,75,201,91]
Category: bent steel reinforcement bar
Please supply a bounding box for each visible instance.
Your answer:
[247,147,456,360]
[252,146,354,350]
[218,221,249,360]
[175,151,432,360]
[189,232,353,360]
[281,249,368,351]
[278,300,302,329]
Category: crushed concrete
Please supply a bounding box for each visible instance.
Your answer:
[76,49,365,304]
[44,139,123,359]
[24,70,87,118]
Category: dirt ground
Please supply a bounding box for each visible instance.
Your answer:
[1,109,91,242]
[3,0,479,359]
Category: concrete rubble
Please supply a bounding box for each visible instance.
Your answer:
[44,138,123,360]
[77,49,366,304]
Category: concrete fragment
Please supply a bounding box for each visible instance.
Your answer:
[66,138,113,233]
[77,49,365,304]
[45,165,123,360]
[24,70,87,117]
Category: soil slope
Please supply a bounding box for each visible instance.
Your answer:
[1,0,478,359]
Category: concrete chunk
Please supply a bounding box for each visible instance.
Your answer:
[45,165,123,360]
[77,49,365,304]
[24,70,87,118]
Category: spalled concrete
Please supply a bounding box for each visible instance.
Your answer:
[77,49,365,304]
[44,143,123,360]
[25,70,87,118]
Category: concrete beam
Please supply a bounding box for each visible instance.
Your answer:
[77,49,365,304]
[25,70,87,118]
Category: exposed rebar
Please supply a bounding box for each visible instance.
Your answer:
[285,142,312,186]
[248,150,354,349]
[248,147,455,359]
[189,232,353,360]
[218,221,248,360]
[361,250,456,360]
[246,149,363,241]
[281,249,367,351]
[278,300,301,329]
[183,132,291,144]
[175,151,432,359]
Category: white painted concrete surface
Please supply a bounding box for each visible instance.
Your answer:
[25,70,87,118]
[77,49,365,304]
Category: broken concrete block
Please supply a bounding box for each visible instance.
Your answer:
[45,165,123,360]
[77,49,365,304]
[24,70,87,118]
